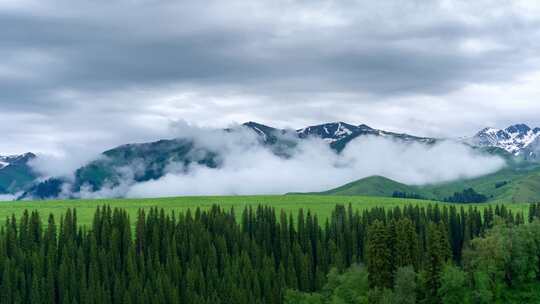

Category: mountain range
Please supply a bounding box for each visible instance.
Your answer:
[243,121,436,151]
[0,153,37,195]
[1,122,540,201]
[469,124,540,160]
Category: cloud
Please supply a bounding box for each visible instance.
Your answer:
[21,123,504,200]
[2,0,537,100]
[121,131,505,198]
[0,193,18,202]
[1,0,540,156]
[28,145,104,179]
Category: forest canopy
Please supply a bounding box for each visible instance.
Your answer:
[0,202,538,303]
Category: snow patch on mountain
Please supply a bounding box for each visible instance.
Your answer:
[297,122,361,142]
[0,153,36,169]
[471,124,540,157]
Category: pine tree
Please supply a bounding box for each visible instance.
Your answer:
[366,220,393,288]
[424,222,449,303]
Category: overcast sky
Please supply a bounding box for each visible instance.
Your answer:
[1,0,540,155]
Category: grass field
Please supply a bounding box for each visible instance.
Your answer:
[0,195,532,227]
[302,164,540,204]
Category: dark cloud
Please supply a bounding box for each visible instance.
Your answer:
[0,0,539,154]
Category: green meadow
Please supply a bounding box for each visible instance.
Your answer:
[0,195,531,227]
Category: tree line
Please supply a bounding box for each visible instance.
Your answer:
[289,202,540,303]
[443,188,488,203]
[391,191,427,200]
[0,202,535,303]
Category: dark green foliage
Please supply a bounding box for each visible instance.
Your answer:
[393,266,417,304]
[0,203,532,303]
[444,188,487,203]
[20,178,64,200]
[288,215,540,304]
[285,266,370,304]
[495,181,508,189]
[529,202,540,223]
[366,220,393,288]
[392,191,427,200]
[438,264,469,304]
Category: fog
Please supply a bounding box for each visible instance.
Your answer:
[0,194,17,201]
[28,144,104,179]
[123,130,505,198]
[26,124,506,199]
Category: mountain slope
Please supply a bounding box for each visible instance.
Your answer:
[21,139,220,199]
[242,121,283,144]
[310,163,540,203]
[315,175,423,197]
[297,122,436,152]
[21,121,540,201]
[77,138,219,190]
[22,121,436,199]
[493,172,540,204]
[470,123,540,160]
[297,122,365,143]
[419,164,540,203]
[0,153,38,194]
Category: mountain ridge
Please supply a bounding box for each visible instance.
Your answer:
[469,123,540,160]
[16,122,440,199]
[4,121,540,200]
[0,153,37,194]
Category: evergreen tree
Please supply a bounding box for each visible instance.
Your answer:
[366,220,393,288]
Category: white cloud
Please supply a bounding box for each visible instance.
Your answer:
[123,132,505,198]
[0,193,18,201]
[0,0,539,156]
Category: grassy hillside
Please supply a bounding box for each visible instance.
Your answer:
[308,163,540,203]
[491,171,540,203]
[421,164,540,203]
[0,195,530,227]
[0,163,37,193]
[315,176,422,197]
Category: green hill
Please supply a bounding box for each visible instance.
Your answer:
[316,175,424,197]
[496,173,540,203]
[421,164,540,203]
[311,164,540,203]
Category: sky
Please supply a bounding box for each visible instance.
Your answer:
[1,0,540,156]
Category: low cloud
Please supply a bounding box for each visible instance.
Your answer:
[0,193,18,201]
[28,144,104,179]
[26,125,506,199]
[123,130,505,198]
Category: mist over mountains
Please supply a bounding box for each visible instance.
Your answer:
[2,121,538,200]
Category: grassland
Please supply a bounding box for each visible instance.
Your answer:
[0,195,531,227]
[306,163,540,204]
[311,176,418,197]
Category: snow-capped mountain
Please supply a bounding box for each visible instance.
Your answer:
[295,122,436,151]
[242,121,287,145]
[470,124,540,158]
[0,153,36,169]
[243,121,436,150]
[0,152,38,194]
[297,122,374,143]
[21,122,437,199]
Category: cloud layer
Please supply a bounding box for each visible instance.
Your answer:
[124,136,505,198]
[33,124,502,199]
[1,0,540,155]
